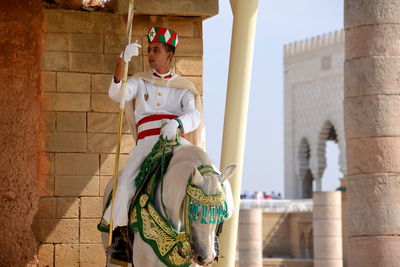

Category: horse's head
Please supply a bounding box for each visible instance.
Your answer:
[188,163,236,266]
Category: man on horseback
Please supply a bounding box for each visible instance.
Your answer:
[98,27,204,264]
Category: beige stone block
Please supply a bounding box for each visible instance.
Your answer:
[348,173,400,236]
[239,209,262,223]
[41,71,56,92]
[43,92,90,112]
[45,132,87,152]
[313,236,343,260]
[69,33,103,53]
[57,72,90,93]
[87,112,130,133]
[38,244,54,267]
[104,35,125,54]
[43,51,69,71]
[56,197,80,218]
[103,53,120,74]
[41,111,56,132]
[168,18,194,37]
[345,0,400,27]
[238,224,262,241]
[91,94,120,113]
[99,176,112,197]
[105,35,143,54]
[55,153,99,175]
[92,74,112,93]
[313,205,342,220]
[38,218,79,243]
[348,236,400,267]
[347,137,400,175]
[103,53,143,75]
[38,175,55,197]
[239,240,262,251]
[79,244,106,267]
[81,197,103,218]
[175,57,203,76]
[69,52,105,73]
[80,219,103,243]
[344,57,400,97]
[314,259,343,267]
[100,153,130,175]
[193,18,202,38]
[56,112,87,132]
[44,32,68,51]
[344,95,400,138]
[313,191,341,206]
[88,133,134,153]
[346,24,400,59]
[132,0,218,18]
[175,38,203,57]
[238,250,262,265]
[55,244,79,267]
[313,219,342,237]
[44,9,124,34]
[39,152,54,175]
[39,197,56,219]
[55,176,99,196]
[185,76,203,95]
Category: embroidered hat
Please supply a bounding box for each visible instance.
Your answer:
[147,26,179,48]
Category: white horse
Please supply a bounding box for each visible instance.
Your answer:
[102,144,236,267]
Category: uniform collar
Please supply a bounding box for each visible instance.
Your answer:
[152,68,174,79]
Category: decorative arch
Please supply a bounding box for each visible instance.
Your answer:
[316,121,341,180]
[298,138,313,198]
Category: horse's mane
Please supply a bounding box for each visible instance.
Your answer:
[169,144,222,195]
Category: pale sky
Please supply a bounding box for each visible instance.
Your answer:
[203,0,344,197]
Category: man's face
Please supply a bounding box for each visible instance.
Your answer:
[147,42,173,70]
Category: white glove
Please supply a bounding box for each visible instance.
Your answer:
[120,43,141,63]
[161,119,179,141]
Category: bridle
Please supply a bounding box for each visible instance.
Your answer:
[171,165,229,263]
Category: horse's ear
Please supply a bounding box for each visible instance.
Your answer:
[219,164,236,183]
[191,167,203,186]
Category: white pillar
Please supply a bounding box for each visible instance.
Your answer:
[238,209,262,267]
[214,0,258,266]
[313,191,343,267]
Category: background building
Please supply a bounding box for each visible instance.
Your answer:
[284,30,346,199]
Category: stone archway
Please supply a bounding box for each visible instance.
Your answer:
[315,121,342,190]
[298,138,313,198]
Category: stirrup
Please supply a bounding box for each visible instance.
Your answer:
[106,227,133,267]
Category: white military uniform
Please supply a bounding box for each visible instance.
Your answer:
[103,69,201,229]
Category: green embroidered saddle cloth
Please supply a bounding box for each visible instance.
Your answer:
[97,137,192,267]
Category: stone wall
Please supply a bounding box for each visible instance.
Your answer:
[284,30,346,198]
[37,8,205,266]
[261,212,312,258]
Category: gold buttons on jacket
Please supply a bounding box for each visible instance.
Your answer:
[157,92,162,96]
[156,102,161,107]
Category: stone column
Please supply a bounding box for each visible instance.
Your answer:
[344,1,400,266]
[313,191,343,267]
[215,0,258,266]
[238,209,263,267]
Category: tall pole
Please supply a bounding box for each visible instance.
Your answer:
[214,0,258,266]
[344,0,400,266]
[108,0,135,245]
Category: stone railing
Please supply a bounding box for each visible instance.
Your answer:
[240,199,313,212]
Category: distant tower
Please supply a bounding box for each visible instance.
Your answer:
[284,30,346,199]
